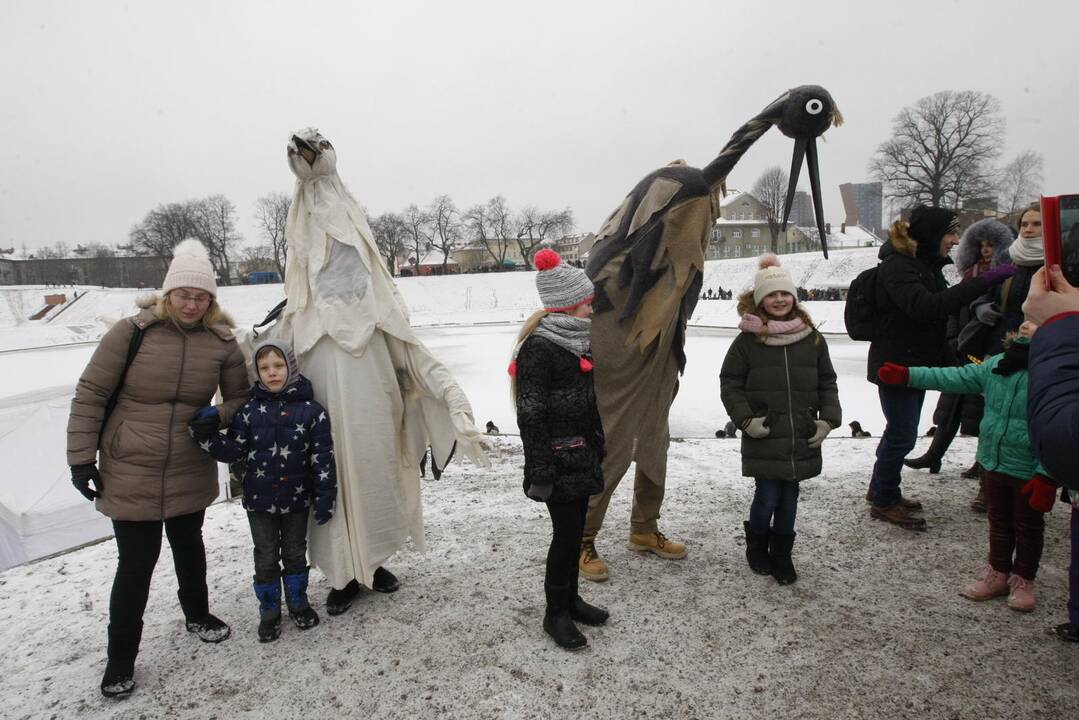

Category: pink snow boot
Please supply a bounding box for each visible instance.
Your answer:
[959,564,1009,601]
[1006,574,1036,612]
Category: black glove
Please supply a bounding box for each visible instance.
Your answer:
[187,407,221,440]
[526,483,554,502]
[71,463,103,501]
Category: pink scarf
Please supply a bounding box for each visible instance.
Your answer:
[738,314,806,336]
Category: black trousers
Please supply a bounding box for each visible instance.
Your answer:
[109,510,209,636]
[247,511,309,584]
[544,496,588,596]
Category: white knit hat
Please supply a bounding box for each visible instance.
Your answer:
[163,239,217,296]
[752,253,797,305]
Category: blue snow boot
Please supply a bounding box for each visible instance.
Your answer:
[254,580,282,643]
[283,570,320,630]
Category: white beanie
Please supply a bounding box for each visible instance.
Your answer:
[752,253,797,305]
[163,239,217,296]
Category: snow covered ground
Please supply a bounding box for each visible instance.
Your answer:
[1,248,1077,717]
[2,436,1077,719]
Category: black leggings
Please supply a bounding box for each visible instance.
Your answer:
[545,496,588,591]
[110,510,209,634]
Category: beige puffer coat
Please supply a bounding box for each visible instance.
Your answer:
[67,296,248,521]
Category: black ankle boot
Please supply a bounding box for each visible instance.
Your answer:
[372,566,400,594]
[902,454,942,474]
[326,579,362,616]
[101,622,142,698]
[769,533,797,585]
[543,583,586,650]
[743,521,773,575]
[569,596,609,626]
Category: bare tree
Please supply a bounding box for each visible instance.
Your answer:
[240,244,277,277]
[401,204,430,276]
[463,195,516,268]
[516,207,574,269]
[997,150,1044,216]
[752,166,789,254]
[253,192,290,278]
[370,212,410,275]
[426,195,462,274]
[128,201,199,267]
[190,195,242,286]
[870,90,1005,208]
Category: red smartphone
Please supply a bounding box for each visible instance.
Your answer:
[1040,194,1079,289]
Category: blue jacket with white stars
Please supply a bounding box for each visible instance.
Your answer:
[200,375,337,520]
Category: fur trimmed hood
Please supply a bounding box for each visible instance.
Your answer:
[956,219,1013,273]
[133,292,236,341]
[888,230,918,258]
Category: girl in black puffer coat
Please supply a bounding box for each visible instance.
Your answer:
[511,248,608,651]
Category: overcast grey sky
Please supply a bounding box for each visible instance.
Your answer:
[2,0,1077,253]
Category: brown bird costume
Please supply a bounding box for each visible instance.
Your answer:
[582,86,842,548]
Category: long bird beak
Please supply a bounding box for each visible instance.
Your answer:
[780,136,829,258]
[291,135,318,165]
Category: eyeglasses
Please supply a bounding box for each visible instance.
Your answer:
[173,291,211,306]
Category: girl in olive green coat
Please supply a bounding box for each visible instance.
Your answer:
[720,255,841,585]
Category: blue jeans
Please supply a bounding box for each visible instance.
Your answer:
[870,385,925,508]
[247,511,309,584]
[748,478,800,535]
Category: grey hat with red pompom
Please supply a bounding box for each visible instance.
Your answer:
[533,248,594,312]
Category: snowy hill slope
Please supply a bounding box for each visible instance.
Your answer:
[0,247,892,351]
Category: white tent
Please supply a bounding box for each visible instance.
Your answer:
[0,398,230,571]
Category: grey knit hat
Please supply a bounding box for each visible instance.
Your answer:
[533,248,594,312]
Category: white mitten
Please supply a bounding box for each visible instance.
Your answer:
[742,417,771,439]
[807,420,832,449]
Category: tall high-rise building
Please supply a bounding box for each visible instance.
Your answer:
[839,182,883,235]
[790,190,815,227]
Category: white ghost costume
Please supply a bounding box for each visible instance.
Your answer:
[262,129,488,589]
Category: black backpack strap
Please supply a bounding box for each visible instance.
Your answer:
[252,299,288,338]
[100,321,146,445]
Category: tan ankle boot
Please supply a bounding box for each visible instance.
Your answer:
[579,540,609,582]
[627,530,687,559]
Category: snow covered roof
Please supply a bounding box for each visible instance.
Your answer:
[719,190,747,207]
[417,249,459,266]
[714,218,769,226]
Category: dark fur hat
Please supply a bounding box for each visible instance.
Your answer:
[956,219,1014,273]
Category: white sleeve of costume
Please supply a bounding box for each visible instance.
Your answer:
[385,337,492,469]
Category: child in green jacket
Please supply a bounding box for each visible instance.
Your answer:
[878,320,1057,612]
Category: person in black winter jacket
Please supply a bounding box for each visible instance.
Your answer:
[866,206,1015,530]
[903,218,1013,490]
[510,248,608,651]
[191,339,336,642]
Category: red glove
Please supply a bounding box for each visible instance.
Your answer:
[1022,475,1057,513]
[877,362,910,385]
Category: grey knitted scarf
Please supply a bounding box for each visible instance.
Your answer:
[533,314,591,357]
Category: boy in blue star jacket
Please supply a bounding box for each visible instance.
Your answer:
[189,339,336,642]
